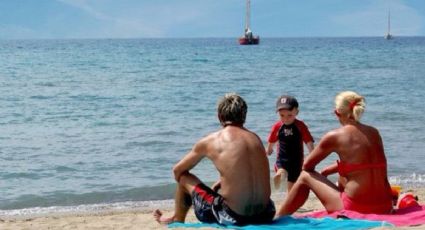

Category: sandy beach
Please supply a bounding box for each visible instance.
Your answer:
[1,188,423,230]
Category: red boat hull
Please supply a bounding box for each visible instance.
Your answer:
[239,36,260,45]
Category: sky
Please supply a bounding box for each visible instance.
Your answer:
[0,0,424,39]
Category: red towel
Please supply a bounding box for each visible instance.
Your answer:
[296,205,425,227]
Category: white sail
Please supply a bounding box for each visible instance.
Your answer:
[245,0,251,34]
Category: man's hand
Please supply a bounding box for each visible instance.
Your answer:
[212,180,221,192]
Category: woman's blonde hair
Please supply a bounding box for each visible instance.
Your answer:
[335,91,365,122]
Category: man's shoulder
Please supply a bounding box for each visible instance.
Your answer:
[202,129,222,140]
[195,130,222,145]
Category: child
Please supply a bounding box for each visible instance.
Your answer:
[266,95,314,192]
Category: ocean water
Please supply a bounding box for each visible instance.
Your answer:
[0,37,424,216]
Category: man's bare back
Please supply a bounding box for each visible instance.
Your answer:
[203,125,271,215]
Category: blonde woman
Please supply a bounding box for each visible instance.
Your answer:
[276,91,392,217]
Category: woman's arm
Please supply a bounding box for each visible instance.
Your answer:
[303,131,337,171]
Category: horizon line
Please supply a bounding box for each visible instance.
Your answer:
[1,35,425,41]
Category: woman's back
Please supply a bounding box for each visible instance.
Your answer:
[335,123,392,205]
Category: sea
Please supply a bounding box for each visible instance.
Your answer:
[0,37,424,217]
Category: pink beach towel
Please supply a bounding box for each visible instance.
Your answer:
[296,205,425,227]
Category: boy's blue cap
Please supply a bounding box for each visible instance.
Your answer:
[276,95,298,111]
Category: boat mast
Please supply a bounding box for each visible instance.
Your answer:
[239,0,259,44]
[245,0,251,32]
[387,9,391,35]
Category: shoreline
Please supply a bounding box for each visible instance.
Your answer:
[1,189,423,229]
[0,199,175,221]
[0,191,287,220]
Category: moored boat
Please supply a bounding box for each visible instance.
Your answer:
[384,9,393,40]
[239,0,259,45]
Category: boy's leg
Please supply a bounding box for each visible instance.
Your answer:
[273,168,287,190]
[154,172,202,224]
[287,181,294,192]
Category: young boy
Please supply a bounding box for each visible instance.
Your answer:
[266,95,314,192]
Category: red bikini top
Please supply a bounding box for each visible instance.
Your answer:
[337,160,386,177]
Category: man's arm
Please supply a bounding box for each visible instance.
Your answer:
[173,138,207,182]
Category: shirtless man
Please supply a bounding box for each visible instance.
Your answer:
[154,93,275,226]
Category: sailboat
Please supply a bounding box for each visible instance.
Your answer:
[239,0,259,45]
[384,9,393,40]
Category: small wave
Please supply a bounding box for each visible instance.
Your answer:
[192,58,208,63]
[0,184,177,211]
[93,121,112,127]
[1,97,22,102]
[69,95,113,101]
[121,70,141,74]
[155,130,179,136]
[54,166,78,173]
[35,82,55,87]
[389,173,425,188]
[92,121,129,127]
[2,172,46,180]
[125,141,145,148]
[0,200,175,219]
[138,140,175,146]
[0,185,284,219]
[29,95,55,100]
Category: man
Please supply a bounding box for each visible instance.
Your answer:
[153,93,275,226]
